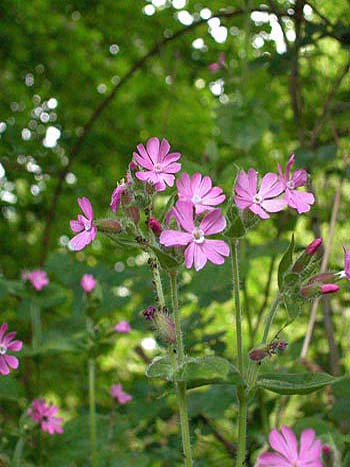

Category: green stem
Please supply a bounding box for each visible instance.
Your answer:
[230,240,244,376]
[30,301,42,350]
[87,317,97,467]
[236,393,248,467]
[13,437,25,467]
[169,272,193,467]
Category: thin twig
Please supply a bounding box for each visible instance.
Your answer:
[198,414,236,457]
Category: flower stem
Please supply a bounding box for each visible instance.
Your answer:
[13,437,25,467]
[169,271,193,467]
[30,301,42,350]
[230,240,248,466]
[87,317,97,467]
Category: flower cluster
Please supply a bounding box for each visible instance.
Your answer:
[28,399,64,435]
[235,154,314,219]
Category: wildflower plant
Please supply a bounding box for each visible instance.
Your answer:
[66,137,348,466]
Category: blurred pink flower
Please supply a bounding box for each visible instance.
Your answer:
[160,201,229,271]
[114,320,131,334]
[80,274,96,293]
[28,399,64,435]
[208,52,226,72]
[133,137,181,191]
[278,154,315,213]
[24,270,49,291]
[257,426,322,467]
[0,323,22,376]
[176,172,226,214]
[234,169,286,219]
[69,197,97,251]
[111,384,132,405]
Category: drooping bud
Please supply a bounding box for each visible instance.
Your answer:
[249,345,269,362]
[301,282,339,298]
[292,237,322,273]
[143,305,156,320]
[96,219,122,234]
[148,217,162,236]
[306,237,322,255]
[321,284,339,294]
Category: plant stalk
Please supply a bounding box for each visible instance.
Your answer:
[87,317,97,467]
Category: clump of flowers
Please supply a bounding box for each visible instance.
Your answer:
[0,323,23,376]
[111,384,132,405]
[28,399,64,435]
[23,270,49,291]
[80,274,96,294]
[114,320,131,334]
[257,426,322,466]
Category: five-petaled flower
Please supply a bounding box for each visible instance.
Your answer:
[133,137,181,191]
[278,154,315,214]
[114,320,132,334]
[0,323,23,376]
[111,384,132,405]
[257,426,322,467]
[235,169,286,219]
[28,399,64,435]
[176,172,226,214]
[80,274,96,294]
[24,270,49,291]
[69,197,97,251]
[160,201,229,271]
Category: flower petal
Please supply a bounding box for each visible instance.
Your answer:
[202,239,230,265]
[257,452,291,466]
[0,356,9,375]
[193,244,208,271]
[259,173,284,198]
[249,203,270,219]
[4,354,19,369]
[70,219,84,233]
[200,209,226,235]
[172,201,195,232]
[184,242,195,269]
[146,137,160,163]
[7,340,23,352]
[269,426,298,461]
[0,323,8,342]
[159,230,192,247]
[78,197,94,220]
[261,198,287,213]
[69,231,92,251]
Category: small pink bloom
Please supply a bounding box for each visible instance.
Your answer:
[321,284,339,294]
[114,320,131,334]
[160,201,229,271]
[133,137,181,192]
[69,197,97,251]
[110,183,127,213]
[28,399,64,435]
[278,154,315,214]
[343,246,350,280]
[111,384,132,405]
[176,172,226,214]
[80,274,96,293]
[148,217,162,236]
[306,238,322,255]
[24,270,49,291]
[234,169,287,219]
[208,52,226,72]
[257,426,322,467]
[322,444,331,454]
[0,323,22,376]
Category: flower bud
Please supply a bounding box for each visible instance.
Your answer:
[292,237,322,273]
[301,282,339,298]
[96,219,122,234]
[129,161,138,171]
[307,272,338,285]
[322,445,331,455]
[143,305,156,320]
[155,313,176,344]
[125,207,140,225]
[249,345,269,362]
[148,217,162,236]
[321,284,339,294]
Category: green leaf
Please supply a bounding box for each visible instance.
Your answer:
[225,204,246,239]
[278,234,295,290]
[176,356,244,389]
[257,372,342,395]
[146,356,173,381]
[283,293,304,322]
[149,245,182,271]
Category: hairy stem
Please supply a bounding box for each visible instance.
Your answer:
[236,392,248,467]
[169,271,193,467]
[87,317,97,467]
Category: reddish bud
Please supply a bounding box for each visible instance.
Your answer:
[143,306,156,320]
[321,284,339,294]
[148,217,162,236]
[96,219,122,234]
[125,207,140,225]
[249,346,269,362]
[306,237,322,255]
[307,273,338,285]
[301,282,339,298]
[129,161,138,171]
[322,444,331,455]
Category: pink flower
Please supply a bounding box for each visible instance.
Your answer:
[306,238,322,256]
[176,172,226,214]
[257,426,322,467]
[110,183,127,213]
[234,169,287,219]
[114,320,131,334]
[278,154,315,214]
[133,137,181,191]
[160,201,229,271]
[208,52,226,72]
[24,270,49,291]
[0,323,22,376]
[28,399,64,435]
[80,274,96,293]
[69,197,97,251]
[111,384,132,405]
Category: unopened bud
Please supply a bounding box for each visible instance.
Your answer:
[129,161,138,171]
[143,306,156,320]
[307,272,338,285]
[125,207,140,225]
[306,237,322,255]
[148,217,162,236]
[292,238,322,273]
[249,346,269,362]
[322,445,331,455]
[155,312,176,344]
[321,284,339,294]
[301,282,339,298]
[96,219,122,234]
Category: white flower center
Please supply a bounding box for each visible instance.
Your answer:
[0,344,7,355]
[253,194,262,204]
[192,228,205,244]
[84,220,92,231]
[287,180,295,189]
[192,194,202,204]
[153,163,162,173]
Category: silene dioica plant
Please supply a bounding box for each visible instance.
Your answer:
[3,137,349,466]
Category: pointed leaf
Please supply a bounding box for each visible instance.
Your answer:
[146,356,173,381]
[257,372,342,395]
